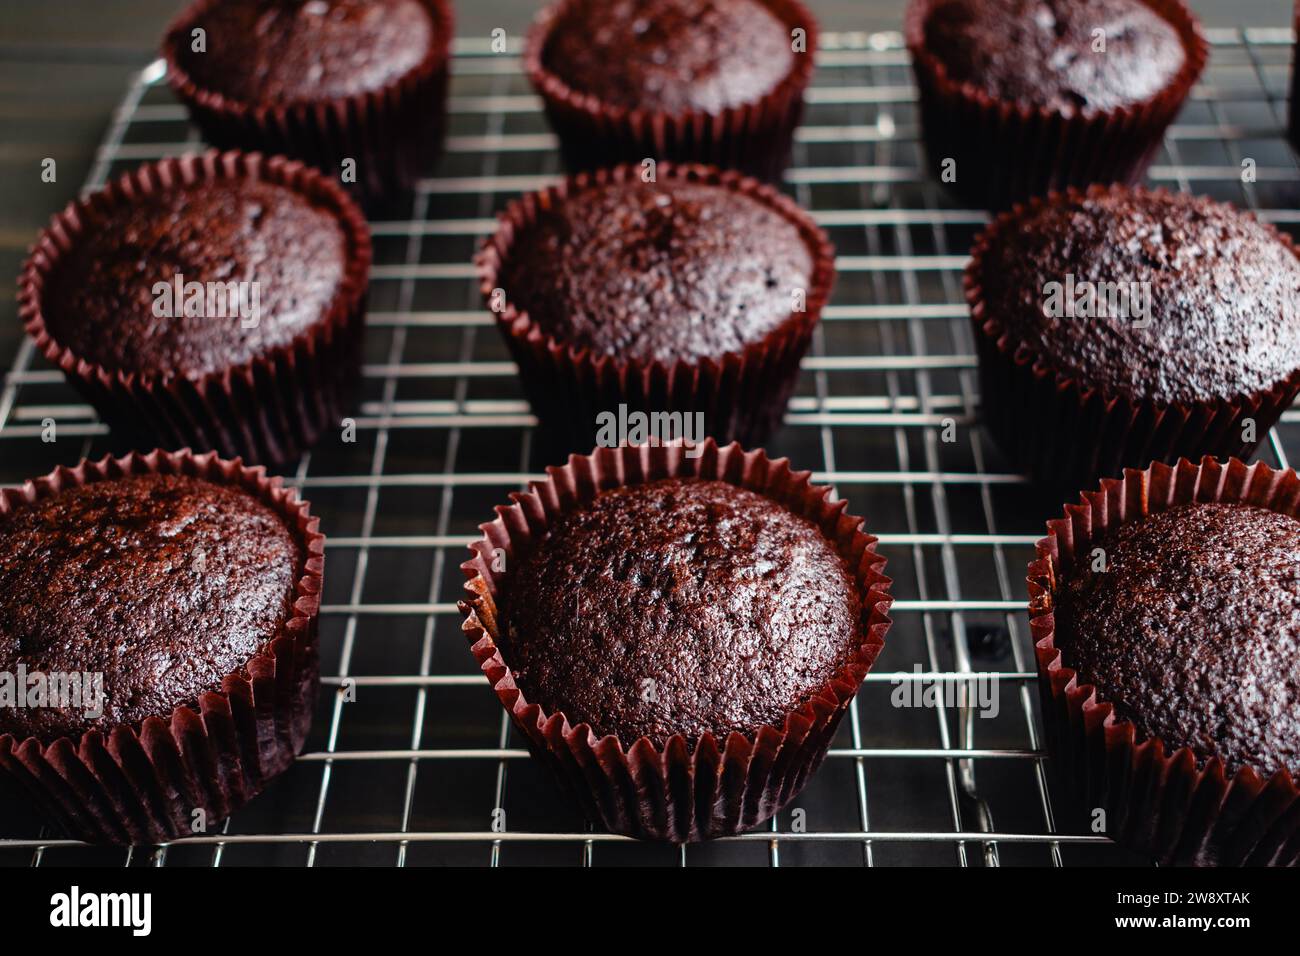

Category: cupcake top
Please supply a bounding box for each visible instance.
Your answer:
[171,0,435,102]
[539,0,795,114]
[1052,502,1300,777]
[973,189,1300,405]
[919,0,1185,113]
[0,474,301,742]
[43,177,348,378]
[502,477,862,745]
[498,178,814,362]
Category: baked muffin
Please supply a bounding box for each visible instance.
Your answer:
[965,184,1300,490]
[0,449,323,844]
[476,163,834,456]
[905,0,1207,209]
[1055,503,1300,779]
[163,0,453,202]
[19,150,371,469]
[505,478,863,745]
[524,0,818,181]
[459,440,892,841]
[1030,456,1300,865]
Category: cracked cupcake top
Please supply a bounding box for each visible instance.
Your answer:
[44,177,347,377]
[973,188,1300,405]
[0,474,300,742]
[498,177,814,363]
[1053,501,1300,777]
[920,0,1186,113]
[172,0,435,102]
[540,0,796,114]
[502,477,862,745]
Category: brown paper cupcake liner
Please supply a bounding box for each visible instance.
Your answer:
[162,0,453,205]
[523,0,817,182]
[0,448,323,845]
[965,184,1300,494]
[1029,456,1300,865]
[458,439,892,842]
[905,0,1208,210]
[18,150,372,471]
[476,163,835,458]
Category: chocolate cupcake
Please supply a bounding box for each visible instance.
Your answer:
[18,150,371,469]
[459,440,892,841]
[905,0,1207,210]
[524,0,818,181]
[1030,456,1300,865]
[965,184,1300,491]
[476,163,834,456]
[0,449,323,844]
[163,0,453,202]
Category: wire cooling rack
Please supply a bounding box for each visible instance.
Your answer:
[1,26,1299,867]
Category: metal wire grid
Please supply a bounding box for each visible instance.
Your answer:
[1,26,1298,867]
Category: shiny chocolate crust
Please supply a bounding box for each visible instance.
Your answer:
[42,177,347,379]
[0,474,301,742]
[920,0,1185,113]
[171,0,435,102]
[497,178,814,363]
[974,188,1300,405]
[501,477,863,745]
[541,0,794,114]
[1052,502,1300,778]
